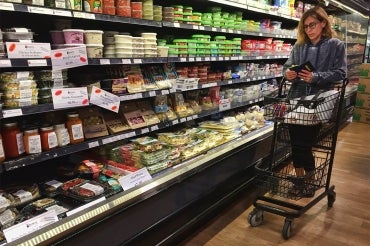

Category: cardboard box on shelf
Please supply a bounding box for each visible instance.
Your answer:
[355,92,370,109]
[353,107,370,124]
[358,78,370,94]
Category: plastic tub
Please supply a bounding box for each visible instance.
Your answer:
[86,44,104,58]
[63,29,84,44]
[50,31,65,44]
[157,46,169,57]
[144,43,157,49]
[115,47,133,53]
[114,35,133,43]
[115,52,133,58]
[141,32,157,39]
[84,30,104,44]
[143,38,157,44]
[115,42,132,48]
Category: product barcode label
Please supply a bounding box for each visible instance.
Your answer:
[71,124,84,140]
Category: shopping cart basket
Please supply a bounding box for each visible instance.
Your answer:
[248,78,348,239]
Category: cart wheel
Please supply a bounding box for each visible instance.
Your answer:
[248,209,264,227]
[282,218,293,240]
[328,190,336,207]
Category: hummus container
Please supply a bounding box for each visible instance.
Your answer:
[144,48,157,54]
[132,48,144,54]
[157,46,169,57]
[63,29,84,44]
[132,53,144,58]
[132,37,144,43]
[86,44,104,58]
[115,52,133,58]
[143,38,157,44]
[50,30,65,44]
[84,30,104,44]
[115,42,132,48]
[104,51,115,58]
[141,32,157,39]
[144,43,157,49]
[115,47,132,53]
[132,42,144,48]
[114,34,132,43]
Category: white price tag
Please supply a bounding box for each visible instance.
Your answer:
[188,57,195,62]
[180,58,187,62]
[180,118,186,123]
[224,57,230,60]
[141,128,149,134]
[53,9,72,17]
[100,59,111,65]
[161,90,169,95]
[118,168,152,191]
[0,59,11,67]
[172,119,179,125]
[219,99,231,111]
[0,2,14,11]
[221,28,226,32]
[28,59,48,67]
[193,115,198,119]
[150,125,159,131]
[174,23,180,28]
[102,137,114,145]
[193,25,199,30]
[88,141,99,148]
[187,116,193,121]
[204,57,210,61]
[228,80,233,84]
[211,57,216,61]
[133,59,142,64]
[196,57,202,61]
[212,27,217,32]
[2,109,23,118]
[199,26,205,30]
[28,6,54,15]
[148,91,156,97]
[51,46,88,70]
[121,59,131,64]
[89,86,120,113]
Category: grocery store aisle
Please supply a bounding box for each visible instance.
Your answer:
[181,121,370,246]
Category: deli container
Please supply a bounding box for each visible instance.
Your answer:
[63,29,84,44]
[84,30,104,45]
[50,30,65,44]
[86,44,104,58]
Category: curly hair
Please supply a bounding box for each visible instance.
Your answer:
[296,6,334,45]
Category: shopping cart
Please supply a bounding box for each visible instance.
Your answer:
[248,78,348,239]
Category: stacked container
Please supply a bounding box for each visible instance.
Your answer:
[115,34,133,58]
[132,37,144,58]
[103,31,118,58]
[116,0,131,17]
[84,30,104,58]
[153,5,162,21]
[103,0,116,15]
[141,33,157,57]
[131,1,142,19]
[142,0,153,20]
[162,7,174,22]
[35,69,68,104]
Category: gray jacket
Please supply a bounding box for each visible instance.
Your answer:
[283,38,347,98]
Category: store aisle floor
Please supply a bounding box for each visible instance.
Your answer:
[181,121,370,246]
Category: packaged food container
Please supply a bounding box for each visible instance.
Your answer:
[103,5,116,15]
[115,47,133,53]
[2,80,37,90]
[115,42,132,49]
[116,6,131,17]
[67,0,82,10]
[4,88,38,99]
[157,46,169,57]
[132,10,143,19]
[0,71,35,82]
[50,30,65,44]
[2,122,25,158]
[3,97,38,108]
[38,95,53,104]
[66,180,106,202]
[141,33,157,39]
[84,30,104,45]
[66,112,84,144]
[86,44,104,58]
[23,0,44,5]
[132,53,144,58]
[115,52,133,58]
[116,0,130,7]
[84,0,102,13]
[143,38,157,45]
[63,29,84,44]
[144,43,157,49]
[114,34,133,43]
[131,1,142,10]
[2,31,34,41]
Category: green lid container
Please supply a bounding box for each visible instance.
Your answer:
[214,36,226,40]
[193,12,202,16]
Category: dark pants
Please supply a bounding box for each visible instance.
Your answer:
[288,124,321,172]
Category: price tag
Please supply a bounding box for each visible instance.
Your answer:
[188,57,195,62]
[53,9,72,17]
[224,57,230,60]
[3,210,59,243]
[228,29,233,33]
[174,23,180,28]
[199,26,205,30]
[7,42,51,59]
[120,94,138,100]
[141,128,149,134]
[193,25,199,30]
[161,90,169,95]
[88,141,99,148]
[212,27,217,32]
[73,11,95,19]
[180,118,186,123]
[169,88,176,93]
[28,59,48,67]
[148,91,156,97]
[237,30,241,34]
[102,137,114,145]
[51,46,88,70]
[204,57,210,61]
[211,57,216,61]
[0,2,14,11]
[221,28,226,32]
[100,59,111,65]
[228,80,233,84]
[218,57,224,61]
[150,125,159,131]
[28,6,54,15]
[2,109,23,118]
[89,86,120,113]
[193,114,198,119]
[187,116,193,121]
[51,87,89,109]
[180,58,187,62]
[219,99,231,111]
[118,168,152,191]
[231,57,238,60]
[133,59,142,64]
[121,59,131,64]
[0,59,11,67]
[196,57,202,61]
[172,119,179,125]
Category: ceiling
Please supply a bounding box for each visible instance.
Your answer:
[334,0,370,15]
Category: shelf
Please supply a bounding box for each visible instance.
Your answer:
[1,97,263,172]
[168,55,289,63]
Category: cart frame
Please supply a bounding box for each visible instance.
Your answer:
[248,78,348,239]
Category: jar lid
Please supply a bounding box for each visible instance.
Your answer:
[67,112,79,117]
[54,123,66,129]
[24,128,39,134]
[40,126,54,131]
[3,122,18,127]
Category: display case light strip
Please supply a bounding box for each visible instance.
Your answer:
[330,0,369,19]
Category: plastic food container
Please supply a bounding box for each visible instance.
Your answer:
[114,35,133,43]
[116,6,131,17]
[144,43,157,49]
[63,29,84,44]
[50,30,65,44]
[86,44,104,58]
[131,2,142,10]
[84,30,104,44]
[115,42,132,48]
[3,32,34,40]
[3,80,37,90]
[115,52,133,58]
[103,5,116,15]
[0,71,34,82]
[115,47,133,53]
[4,97,38,108]
[157,46,169,57]
[141,32,157,39]
[143,38,157,44]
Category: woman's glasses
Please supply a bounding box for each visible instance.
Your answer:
[303,22,319,30]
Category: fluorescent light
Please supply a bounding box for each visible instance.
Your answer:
[331,0,369,18]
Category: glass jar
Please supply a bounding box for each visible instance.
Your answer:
[1,122,25,158]
[66,112,84,144]
[0,133,5,162]
[23,128,42,154]
[54,123,70,147]
[40,126,58,151]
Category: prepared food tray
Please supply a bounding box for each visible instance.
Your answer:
[0,194,15,214]
[5,183,40,208]
[77,160,105,179]
[64,181,107,203]
[0,208,19,230]
[1,79,37,90]
[3,97,38,108]
[130,136,164,152]
[41,179,63,197]
[0,71,34,82]
[3,88,38,99]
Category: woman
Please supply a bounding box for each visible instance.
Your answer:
[283,6,347,197]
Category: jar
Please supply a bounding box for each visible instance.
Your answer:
[40,126,58,151]
[54,124,71,147]
[2,122,25,158]
[66,113,84,144]
[0,133,5,162]
[23,128,42,154]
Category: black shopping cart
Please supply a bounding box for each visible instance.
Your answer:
[248,78,348,239]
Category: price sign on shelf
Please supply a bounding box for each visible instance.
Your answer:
[51,46,88,70]
[118,168,152,191]
[89,86,120,113]
[219,99,231,112]
[51,87,89,109]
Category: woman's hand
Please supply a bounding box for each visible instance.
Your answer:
[298,69,313,83]
[285,69,297,81]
